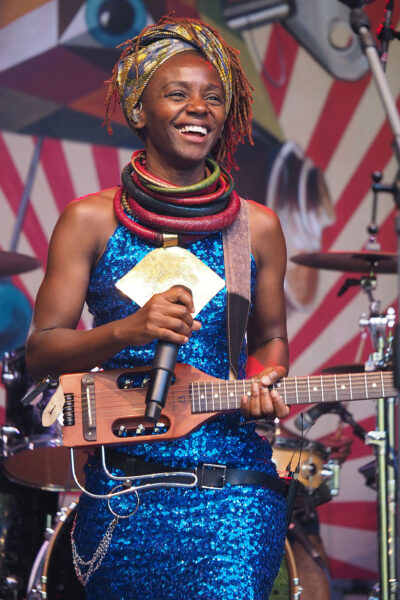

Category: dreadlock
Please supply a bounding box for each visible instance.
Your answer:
[105,15,253,172]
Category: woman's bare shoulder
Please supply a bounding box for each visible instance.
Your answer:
[49,187,119,264]
[247,200,286,267]
[61,186,118,224]
[247,199,281,234]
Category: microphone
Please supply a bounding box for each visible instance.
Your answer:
[377,0,394,71]
[295,402,366,440]
[294,403,337,430]
[145,286,192,422]
[145,340,180,422]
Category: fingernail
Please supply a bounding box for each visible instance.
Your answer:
[261,375,271,386]
[242,397,248,405]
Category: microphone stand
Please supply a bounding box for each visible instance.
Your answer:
[348,5,400,598]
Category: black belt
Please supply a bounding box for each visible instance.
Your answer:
[96,448,288,497]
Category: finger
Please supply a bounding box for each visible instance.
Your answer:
[240,393,251,418]
[163,303,195,327]
[259,381,274,417]
[157,327,190,345]
[250,381,263,418]
[165,315,194,338]
[168,286,195,312]
[192,319,202,331]
[270,389,290,418]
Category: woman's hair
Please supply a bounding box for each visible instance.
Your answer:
[105,15,253,171]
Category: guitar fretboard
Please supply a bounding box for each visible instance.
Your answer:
[190,371,397,414]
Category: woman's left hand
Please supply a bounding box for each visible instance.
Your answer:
[241,366,290,420]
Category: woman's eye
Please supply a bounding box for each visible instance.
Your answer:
[207,95,223,104]
[167,91,186,98]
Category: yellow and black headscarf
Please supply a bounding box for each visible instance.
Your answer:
[117,20,233,127]
[106,15,253,171]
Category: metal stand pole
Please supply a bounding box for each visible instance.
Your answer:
[367,404,390,600]
[349,6,400,597]
[387,397,398,596]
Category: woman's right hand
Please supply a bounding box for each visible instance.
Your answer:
[121,285,202,347]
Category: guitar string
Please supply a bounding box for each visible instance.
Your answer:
[58,371,393,402]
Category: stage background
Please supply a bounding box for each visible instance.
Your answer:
[0,0,399,583]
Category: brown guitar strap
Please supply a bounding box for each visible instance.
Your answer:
[222,198,251,379]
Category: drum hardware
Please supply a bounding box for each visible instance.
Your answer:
[1,349,87,492]
[321,460,340,497]
[273,437,333,494]
[2,575,21,600]
[356,266,397,598]
[26,502,85,600]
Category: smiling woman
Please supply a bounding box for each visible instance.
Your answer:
[132,52,226,178]
[26,14,290,600]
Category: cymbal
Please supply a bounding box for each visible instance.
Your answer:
[0,250,41,277]
[290,251,397,274]
[322,363,365,374]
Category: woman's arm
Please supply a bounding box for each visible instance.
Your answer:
[241,201,289,419]
[26,189,199,379]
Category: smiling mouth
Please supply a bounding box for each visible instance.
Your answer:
[176,125,208,136]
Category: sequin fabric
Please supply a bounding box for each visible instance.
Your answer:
[74,224,287,599]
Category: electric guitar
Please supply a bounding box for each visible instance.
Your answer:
[59,364,397,449]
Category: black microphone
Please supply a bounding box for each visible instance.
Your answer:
[294,403,337,430]
[294,402,367,440]
[377,0,394,70]
[145,286,192,422]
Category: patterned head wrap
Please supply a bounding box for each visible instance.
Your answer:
[116,21,233,130]
[106,15,253,172]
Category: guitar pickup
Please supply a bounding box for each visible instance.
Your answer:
[81,373,97,442]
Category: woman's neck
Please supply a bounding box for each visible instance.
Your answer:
[144,153,207,187]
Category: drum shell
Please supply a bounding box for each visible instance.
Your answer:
[271,539,301,599]
[27,503,85,600]
[273,436,330,489]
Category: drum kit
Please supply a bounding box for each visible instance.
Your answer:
[0,251,86,600]
[275,246,397,600]
[0,244,397,600]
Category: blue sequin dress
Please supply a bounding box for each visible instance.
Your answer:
[73,223,287,600]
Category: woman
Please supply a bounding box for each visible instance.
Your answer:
[26,16,290,599]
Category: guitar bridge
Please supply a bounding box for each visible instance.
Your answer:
[82,373,97,442]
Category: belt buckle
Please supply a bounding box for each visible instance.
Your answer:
[199,463,227,489]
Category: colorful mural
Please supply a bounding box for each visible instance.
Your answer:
[0,0,399,587]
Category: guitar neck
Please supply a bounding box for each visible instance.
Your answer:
[190,371,397,414]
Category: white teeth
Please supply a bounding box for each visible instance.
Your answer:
[178,125,207,135]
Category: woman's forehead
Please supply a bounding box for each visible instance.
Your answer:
[147,51,223,88]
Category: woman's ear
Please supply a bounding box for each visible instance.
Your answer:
[131,101,146,131]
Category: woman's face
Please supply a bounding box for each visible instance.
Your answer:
[136,51,226,176]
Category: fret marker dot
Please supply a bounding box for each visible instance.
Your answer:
[313,387,318,392]
[277,383,281,388]
[372,383,377,387]
[247,391,251,397]
[214,393,219,398]
[200,394,205,400]
[341,385,346,390]
[229,392,234,397]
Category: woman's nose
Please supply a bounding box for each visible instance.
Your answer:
[186,96,208,114]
